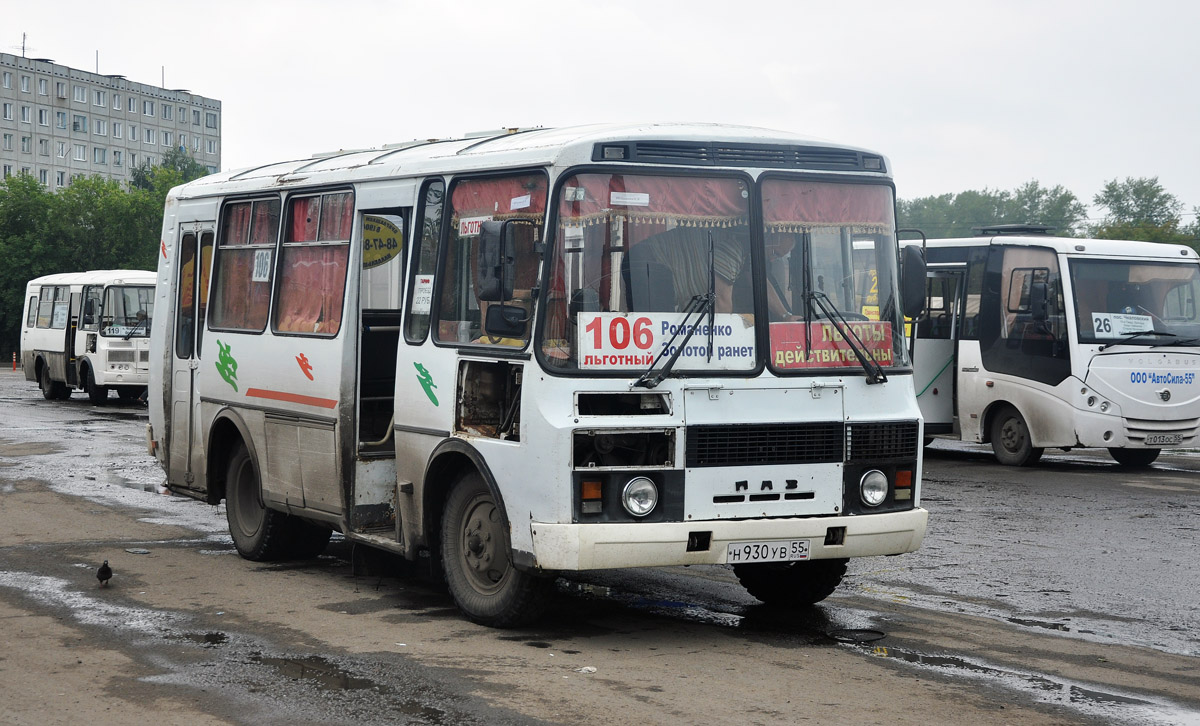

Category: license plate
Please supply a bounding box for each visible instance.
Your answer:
[726,539,810,564]
[1144,434,1182,446]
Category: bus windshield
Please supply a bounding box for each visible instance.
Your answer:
[1070,258,1200,345]
[101,285,154,337]
[540,173,908,375]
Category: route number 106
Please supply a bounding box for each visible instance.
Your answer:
[585,316,654,351]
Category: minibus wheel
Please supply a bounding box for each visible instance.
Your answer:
[990,405,1044,466]
[733,558,848,607]
[85,367,108,405]
[1108,447,1160,467]
[440,471,552,627]
[225,441,291,561]
[39,364,68,400]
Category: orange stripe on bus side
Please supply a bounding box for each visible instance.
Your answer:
[245,388,338,409]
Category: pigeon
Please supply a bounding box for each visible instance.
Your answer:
[97,560,112,587]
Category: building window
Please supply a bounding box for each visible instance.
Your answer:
[56,141,66,158]
[113,122,122,139]
[193,136,200,152]
[56,111,66,129]
[74,85,86,103]
[207,139,217,155]
[113,150,123,167]
[94,90,106,106]
[178,106,187,123]
[95,119,107,136]
[128,96,136,113]
[205,112,218,129]
[56,82,66,99]
[192,109,200,125]
[275,192,353,336]
[112,93,121,110]
[162,104,172,121]
[73,144,86,161]
[94,147,106,164]
[211,198,281,332]
[37,108,49,126]
[143,100,154,116]
[130,125,138,141]
[163,131,173,147]
[1,71,10,89]
[19,105,30,123]
[130,153,138,167]
[56,171,65,186]
[2,165,10,178]
[1,134,11,150]
[39,169,47,185]
[38,139,49,156]
[38,78,47,95]
[179,133,187,149]
[145,128,156,145]
[20,136,31,153]
[1,103,10,120]
[73,115,87,133]
[20,75,30,92]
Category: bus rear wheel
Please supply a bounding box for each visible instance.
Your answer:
[225,442,292,561]
[1109,447,1160,467]
[39,364,68,400]
[733,558,848,607]
[440,471,552,627]
[85,367,108,405]
[990,406,1043,466]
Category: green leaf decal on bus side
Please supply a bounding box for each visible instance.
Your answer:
[215,340,239,392]
[414,362,438,406]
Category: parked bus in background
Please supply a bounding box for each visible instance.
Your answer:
[148,123,929,626]
[21,270,155,404]
[905,225,1200,466]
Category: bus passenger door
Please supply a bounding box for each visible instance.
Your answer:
[65,291,82,387]
[914,265,964,435]
[169,226,214,491]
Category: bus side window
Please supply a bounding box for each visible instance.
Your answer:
[176,233,197,358]
[25,295,37,327]
[405,179,444,344]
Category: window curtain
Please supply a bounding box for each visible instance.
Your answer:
[276,193,352,335]
[761,180,894,233]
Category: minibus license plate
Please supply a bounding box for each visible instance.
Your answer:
[726,539,810,564]
[1144,434,1182,445]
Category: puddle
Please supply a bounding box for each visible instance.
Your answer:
[251,654,381,691]
[181,631,228,647]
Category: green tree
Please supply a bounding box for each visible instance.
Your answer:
[1089,176,1192,244]
[898,181,1087,238]
[130,146,209,191]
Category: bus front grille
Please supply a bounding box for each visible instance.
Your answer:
[686,423,844,467]
[846,421,920,462]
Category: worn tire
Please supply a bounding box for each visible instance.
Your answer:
[1109,447,1160,467]
[440,471,552,627]
[40,364,68,400]
[990,406,1043,466]
[733,558,848,607]
[85,366,108,405]
[225,442,292,561]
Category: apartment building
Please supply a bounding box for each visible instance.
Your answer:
[0,52,221,190]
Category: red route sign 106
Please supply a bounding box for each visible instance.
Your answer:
[769,321,894,369]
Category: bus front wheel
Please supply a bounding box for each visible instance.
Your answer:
[990,406,1043,466]
[733,558,848,607]
[85,367,108,405]
[1109,447,1160,467]
[440,471,552,627]
[225,442,292,561]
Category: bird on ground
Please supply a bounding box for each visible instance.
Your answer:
[97,560,112,587]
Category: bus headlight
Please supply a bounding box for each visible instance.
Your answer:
[621,477,658,517]
[859,470,888,507]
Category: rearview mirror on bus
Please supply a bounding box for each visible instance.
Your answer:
[484,303,528,338]
[478,220,524,302]
[82,298,96,325]
[1030,280,1049,321]
[900,244,927,319]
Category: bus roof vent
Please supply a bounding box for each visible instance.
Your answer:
[593,141,879,172]
[974,223,1055,236]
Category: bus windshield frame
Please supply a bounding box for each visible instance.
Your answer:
[1069,258,1200,346]
[100,284,155,338]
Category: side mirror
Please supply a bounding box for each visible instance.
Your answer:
[1030,280,1049,321]
[478,220,529,302]
[900,244,927,319]
[83,299,95,325]
[484,303,528,338]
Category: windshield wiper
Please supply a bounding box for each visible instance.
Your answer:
[1099,329,1175,351]
[635,232,718,389]
[808,291,888,384]
[123,314,148,340]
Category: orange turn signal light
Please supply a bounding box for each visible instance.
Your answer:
[581,480,603,500]
[895,470,913,488]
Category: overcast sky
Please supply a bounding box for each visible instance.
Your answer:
[8,1,1199,224]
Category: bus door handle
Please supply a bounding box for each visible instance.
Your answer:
[188,359,200,370]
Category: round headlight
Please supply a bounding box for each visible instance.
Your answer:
[859,470,888,507]
[621,477,658,517]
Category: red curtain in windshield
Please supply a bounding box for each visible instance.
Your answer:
[558,174,749,230]
[761,180,893,232]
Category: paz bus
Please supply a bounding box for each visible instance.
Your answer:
[906,225,1200,466]
[21,270,155,404]
[147,123,929,626]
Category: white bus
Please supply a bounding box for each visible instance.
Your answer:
[21,270,156,404]
[907,226,1200,466]
[148,123,929,626]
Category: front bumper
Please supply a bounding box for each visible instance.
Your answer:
[528,508,928,571]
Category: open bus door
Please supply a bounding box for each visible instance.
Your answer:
[168,225,214,491]
[65,291,82,387]
[914,264,966,437]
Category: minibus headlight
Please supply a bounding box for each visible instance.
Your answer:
[621,477,658,517]
[859,470,888,507]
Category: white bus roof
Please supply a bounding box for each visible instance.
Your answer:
[27,270,157,287]
[170,122,893,200]
[907,235,1198,261]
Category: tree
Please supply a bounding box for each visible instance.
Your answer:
[1089,176,1192,244]
[898,181,1087,238]
[130,146,209,191]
